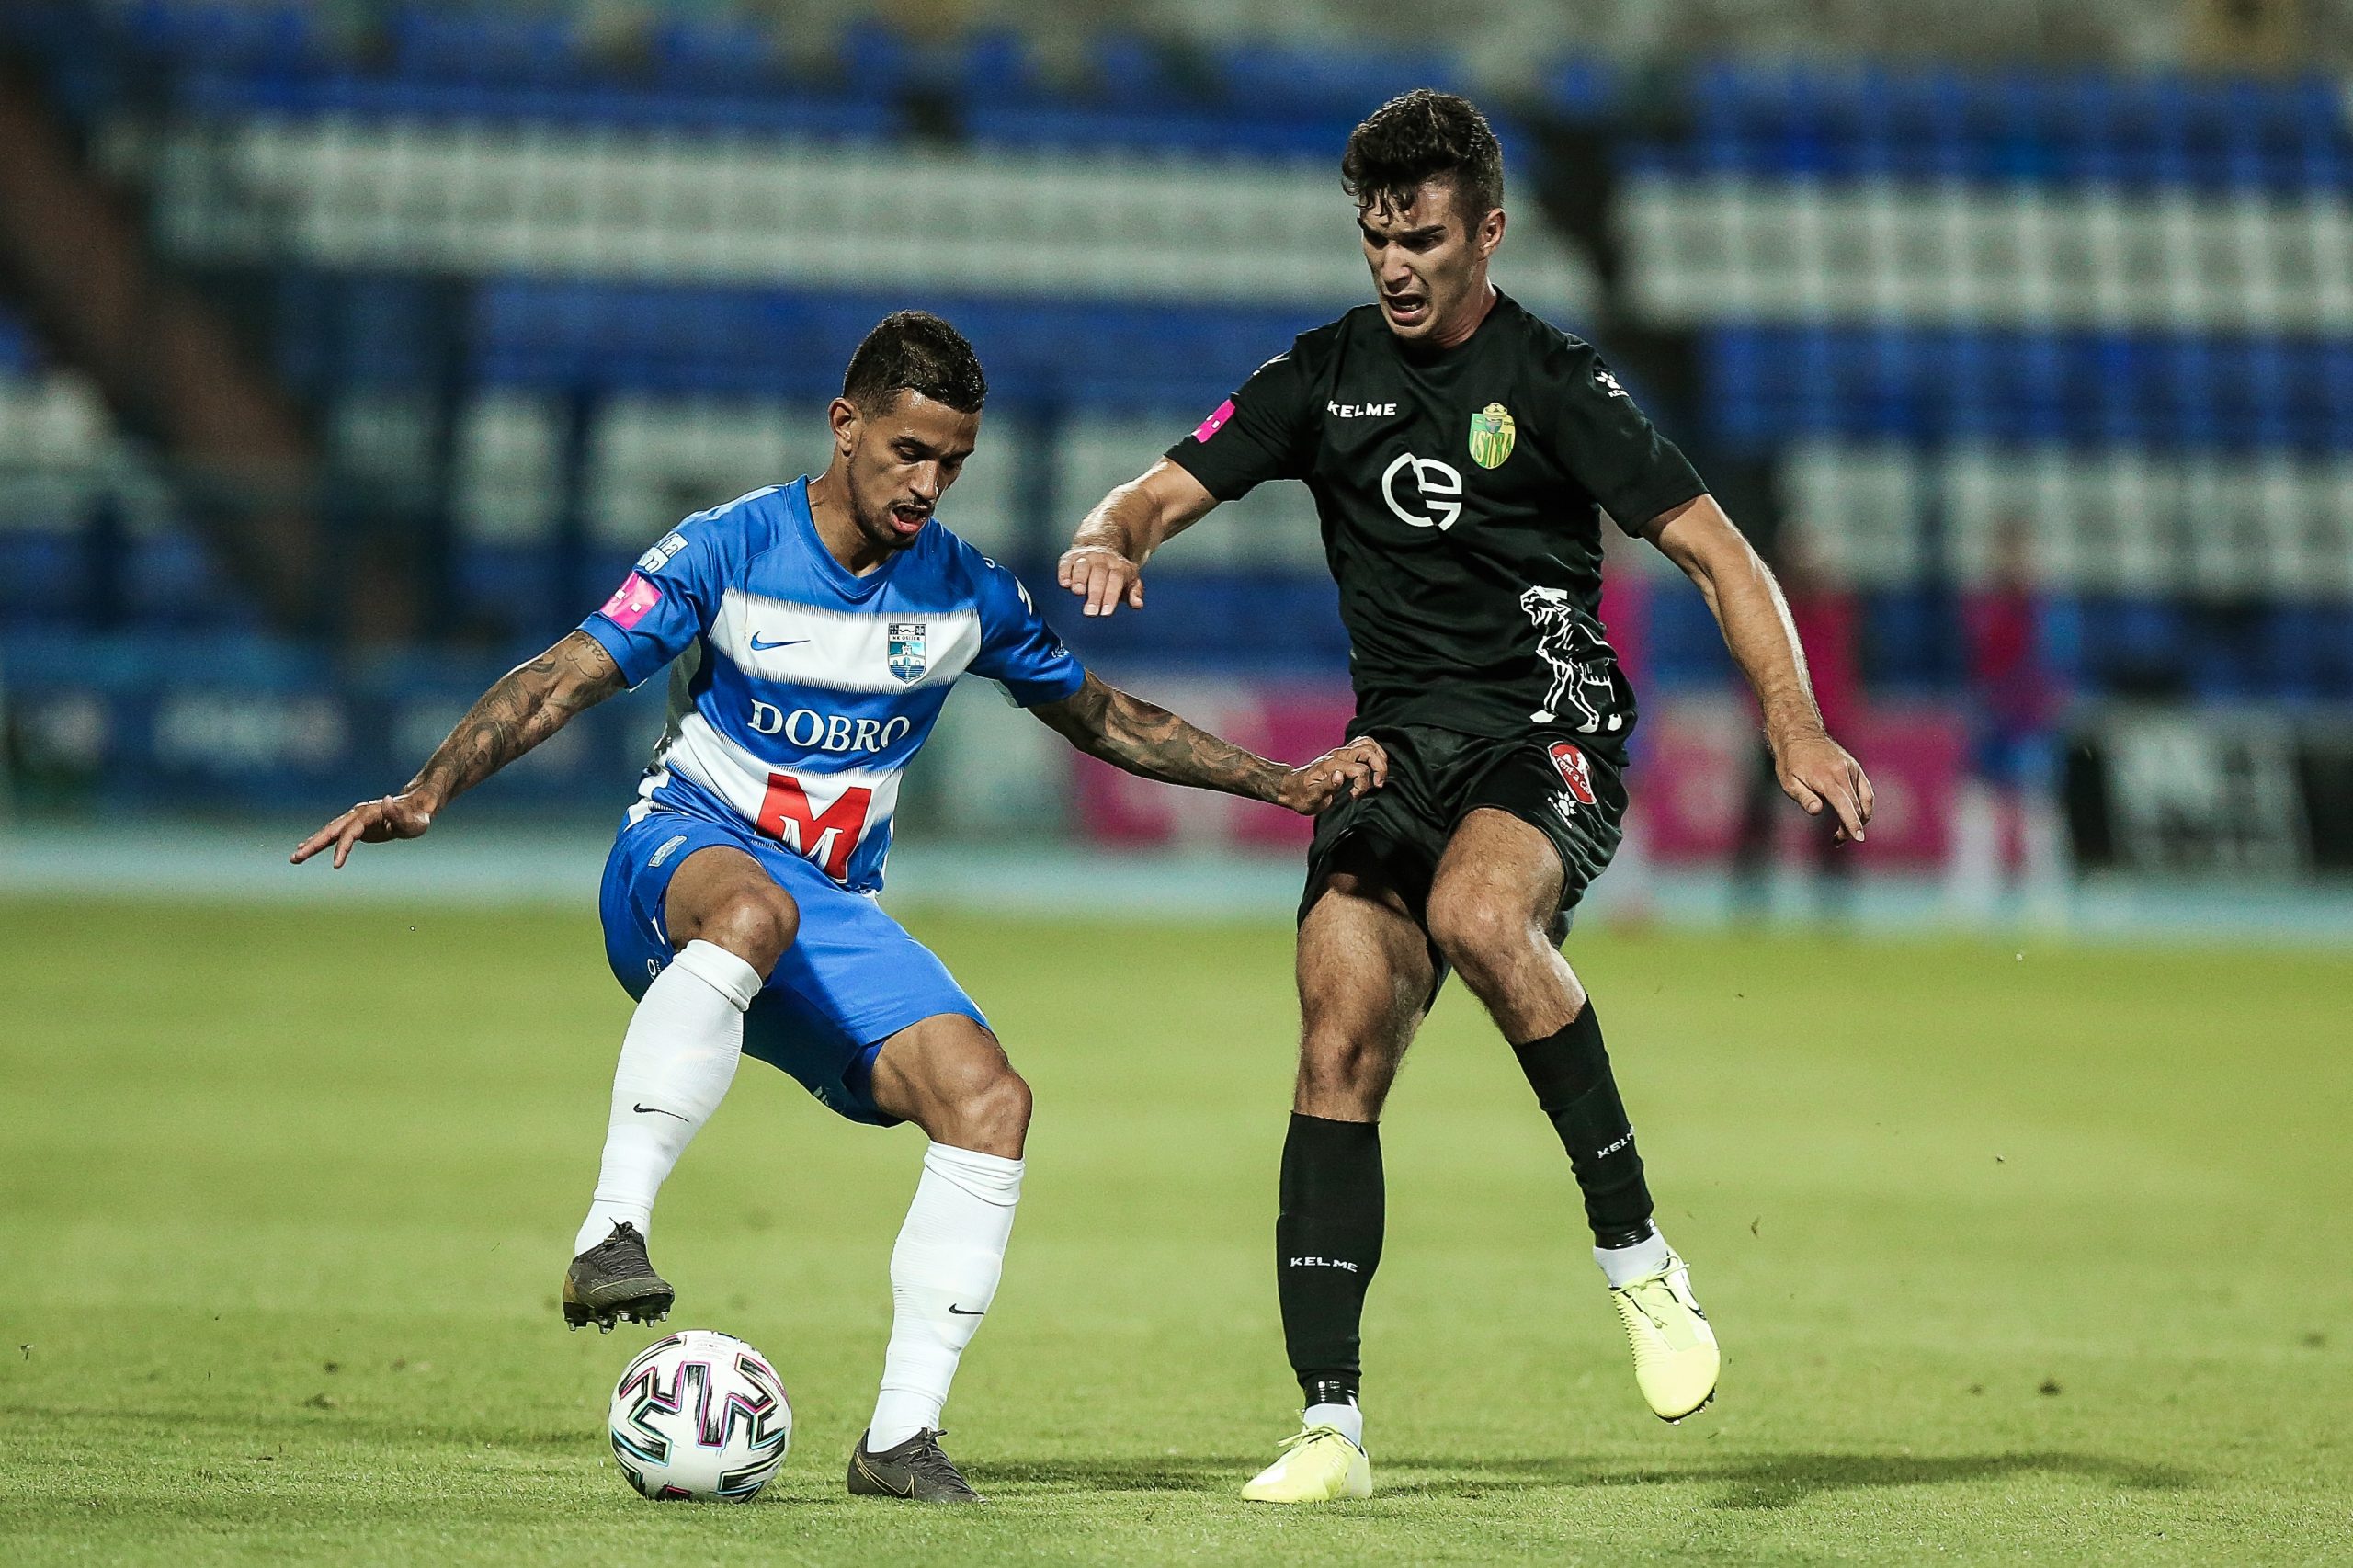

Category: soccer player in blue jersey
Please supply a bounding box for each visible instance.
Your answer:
[293,312,1388,1503]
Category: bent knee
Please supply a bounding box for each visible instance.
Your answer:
[966,1065,1032,1141]
[692,888,799,976]
[1425,888,1538,977]
[934,1052,1030,1155]
[1295,1026,1398,1117]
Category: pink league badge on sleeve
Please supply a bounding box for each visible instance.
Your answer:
[599,572,664,630]
[1193,398,1235,442]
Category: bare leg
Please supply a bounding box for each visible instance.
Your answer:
[1293,865,1435,1121]
[1276,858,1435,1426]
[663,845,801,976]
[1426,809,1583,1040]
[566,846,802,1324]
[1427,809,1652,1247]
[861,1015,1032,1463]
[868,1015,1031,1158]
[1425,812,1716,1423]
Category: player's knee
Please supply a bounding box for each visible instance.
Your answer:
[938,1054,1029,1153]
[1426,887,1533,984]
[969,1065,1031,1144]
[1295,1025,1392,1114]
[698,888,799,977]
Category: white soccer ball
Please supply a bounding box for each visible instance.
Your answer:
[607,1329,791,1502]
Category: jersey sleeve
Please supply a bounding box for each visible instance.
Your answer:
[969,557,1087,708]
[1546,345,1709,537]
[577,513,744,687]
[1162,344,1316,502]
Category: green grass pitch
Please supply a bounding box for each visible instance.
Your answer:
[5,894,2350,1564]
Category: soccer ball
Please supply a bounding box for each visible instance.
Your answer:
[607,1329,791,1501]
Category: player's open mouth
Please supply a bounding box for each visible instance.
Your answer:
[1381,293,1428,326]
[888,505,929,536]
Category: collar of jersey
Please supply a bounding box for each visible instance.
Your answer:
[1394,286,1511,369]
[788,476,910,603]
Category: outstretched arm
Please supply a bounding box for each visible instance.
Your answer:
[1056,459,1220,618]
[1644,494,1874,842]
[1031,673,1386,815]
[291,631,626,867]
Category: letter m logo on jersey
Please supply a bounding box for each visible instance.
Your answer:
[757,772,874,881]
[887,622,927,684]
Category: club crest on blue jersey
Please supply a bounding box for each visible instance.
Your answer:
[887,622,928,684]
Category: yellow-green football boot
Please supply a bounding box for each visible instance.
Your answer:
[1610,1250,1719,1421]
[1239,1425,1372,1503]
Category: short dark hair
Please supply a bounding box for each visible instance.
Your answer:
[841,311,987,416]
[1341,89,1504,226]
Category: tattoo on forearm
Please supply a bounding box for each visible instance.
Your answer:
[405,631,623,806]
[1051,678,1285,801]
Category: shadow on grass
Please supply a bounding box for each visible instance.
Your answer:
[992,1449,2198,1510]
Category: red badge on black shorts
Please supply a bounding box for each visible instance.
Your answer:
[1549,742,1596,805]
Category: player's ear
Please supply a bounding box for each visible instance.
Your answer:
[828,396,861,458]
[1477,205,1506,261]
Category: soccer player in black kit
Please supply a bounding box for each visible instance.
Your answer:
[1061,91,1874,1501]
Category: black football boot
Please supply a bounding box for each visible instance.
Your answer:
[561,1221,674,1332]
[846,1428,983,1503]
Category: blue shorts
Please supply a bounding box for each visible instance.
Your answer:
[597,810,988,1127]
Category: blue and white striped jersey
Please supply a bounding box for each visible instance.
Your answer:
[578,478,1085,892]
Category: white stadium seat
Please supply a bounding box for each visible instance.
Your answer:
[148,119,1601,317]
[1620,173,2353,332]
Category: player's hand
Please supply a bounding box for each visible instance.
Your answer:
[1057,544,1144,618]
[1774,731,1873,844]
[290,791,437,869]
[1275,737,1390,815]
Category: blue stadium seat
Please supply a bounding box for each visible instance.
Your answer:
[126,533,258,631]
[1211,44,1466,118]
[1643,583,1737,689]
[1700,325,2353,455]
[0,311,38,378]
[2257,605,2330,700]
[0,533,86,628]
[839,21,1040,105]
[389,5,587,86]
[469,281,1327,412]
[1543,58,1622,121]
[1646,59,2353,192]
[2077,597,2188,694]
[122,0,320,75]
[647,16,784,90]
[1059,569,1348,673]
[1863,586,1958,690]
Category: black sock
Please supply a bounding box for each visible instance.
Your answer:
[1511,1001,1655,1248]
[1276,1112,1383,1406]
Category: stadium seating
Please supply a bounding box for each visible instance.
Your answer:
[0,304,256,635]
[1611,58,2353,700]
[4,8,2349,699]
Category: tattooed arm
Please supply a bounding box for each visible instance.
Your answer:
[1031,673,1388,815]
[291,631,626,867]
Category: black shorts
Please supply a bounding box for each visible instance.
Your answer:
[1299,724,1629,942]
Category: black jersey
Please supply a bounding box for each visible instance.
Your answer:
[1165,292,1706,743]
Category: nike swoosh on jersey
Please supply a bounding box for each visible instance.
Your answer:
[748,634,808,651]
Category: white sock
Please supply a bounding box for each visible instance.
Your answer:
[1304,1400,1364,1449]
[867,1142,1023,1450]
[1595,1226,1674,1289]
[572,940,762,1256]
